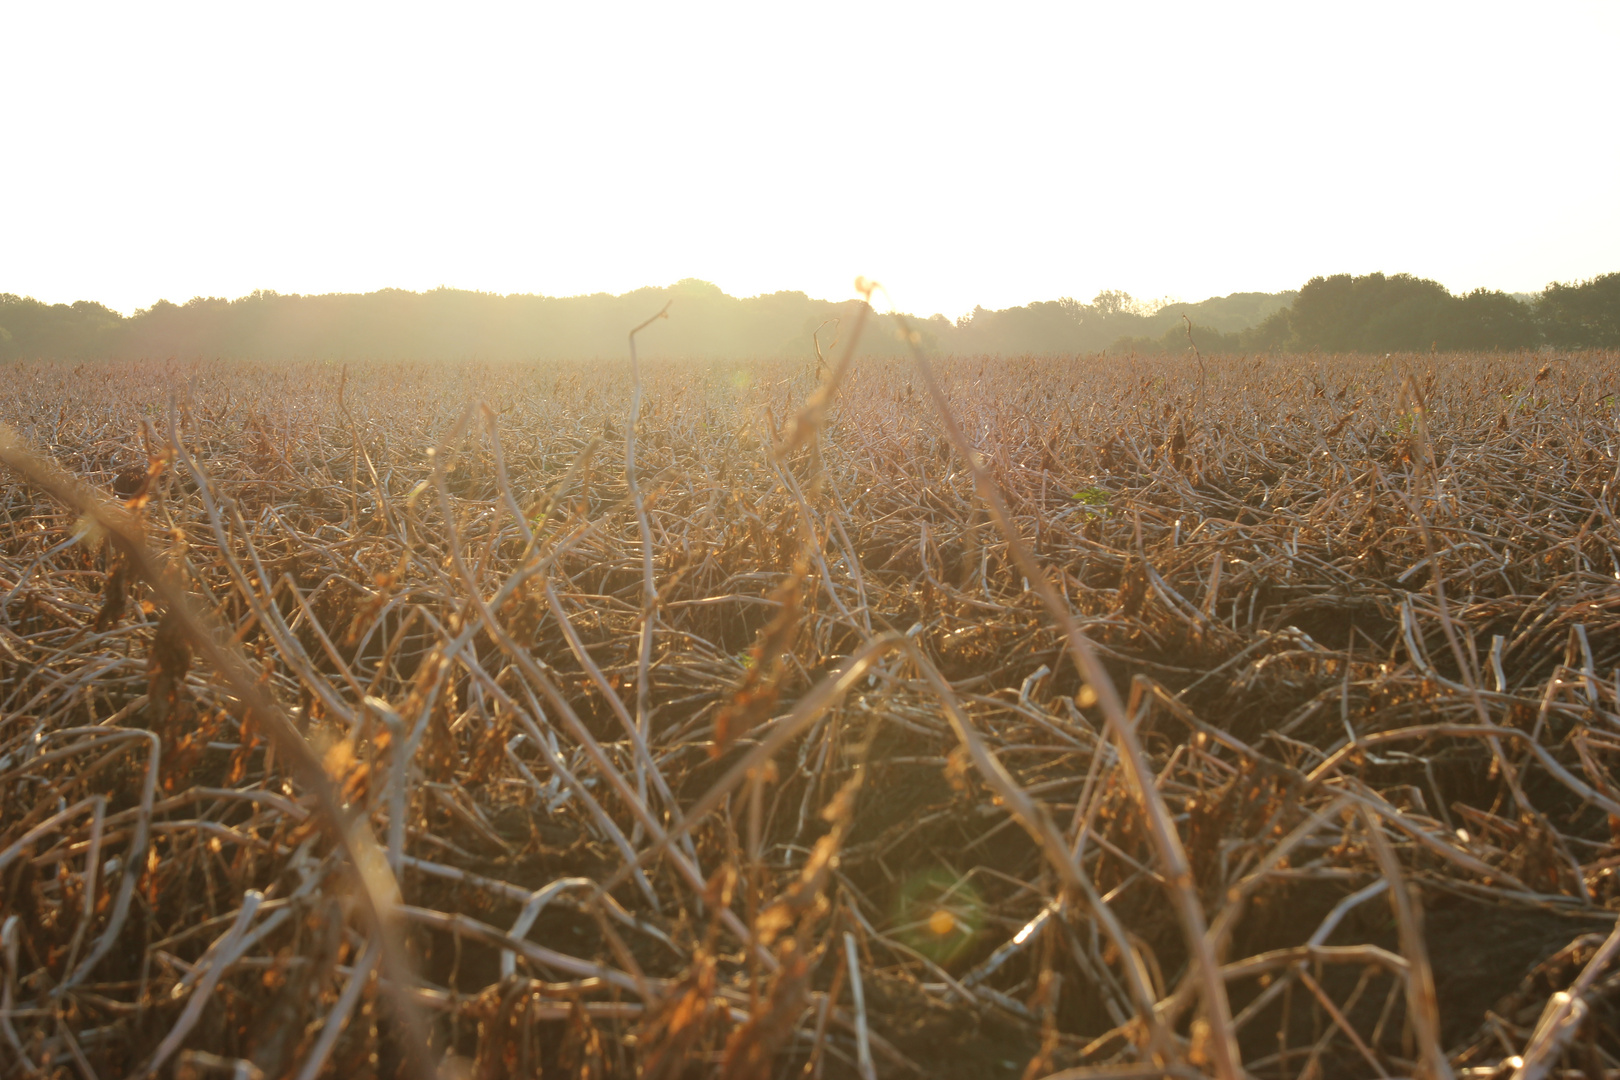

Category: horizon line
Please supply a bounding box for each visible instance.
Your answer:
[7,271,1571,322]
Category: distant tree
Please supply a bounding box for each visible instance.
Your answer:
[670,278,725,297]
[0,294,123,360]
[1289,273,1446,351]
[1285,272,1537,353]
[1241,307,1294,351]
[1537,273,1620,348]
[1091,290,1148,318]
[1111,321,1243,356]
[1437,288,1538,350]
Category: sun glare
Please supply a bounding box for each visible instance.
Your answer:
[2,3,1615,316]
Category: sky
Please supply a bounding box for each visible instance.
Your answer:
[3,1,1617,320]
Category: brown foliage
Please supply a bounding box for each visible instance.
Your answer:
[5,350,1620,1080]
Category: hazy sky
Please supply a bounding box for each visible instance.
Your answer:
[4,2,1616,318]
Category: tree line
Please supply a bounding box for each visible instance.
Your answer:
[1,271,1615,362]
[1114,272,1620,355]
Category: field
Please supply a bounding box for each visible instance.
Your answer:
[4,343,1620,1080]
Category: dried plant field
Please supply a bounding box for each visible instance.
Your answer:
[4,345,1620,1080]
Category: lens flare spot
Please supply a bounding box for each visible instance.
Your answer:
[894,867,983,966]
